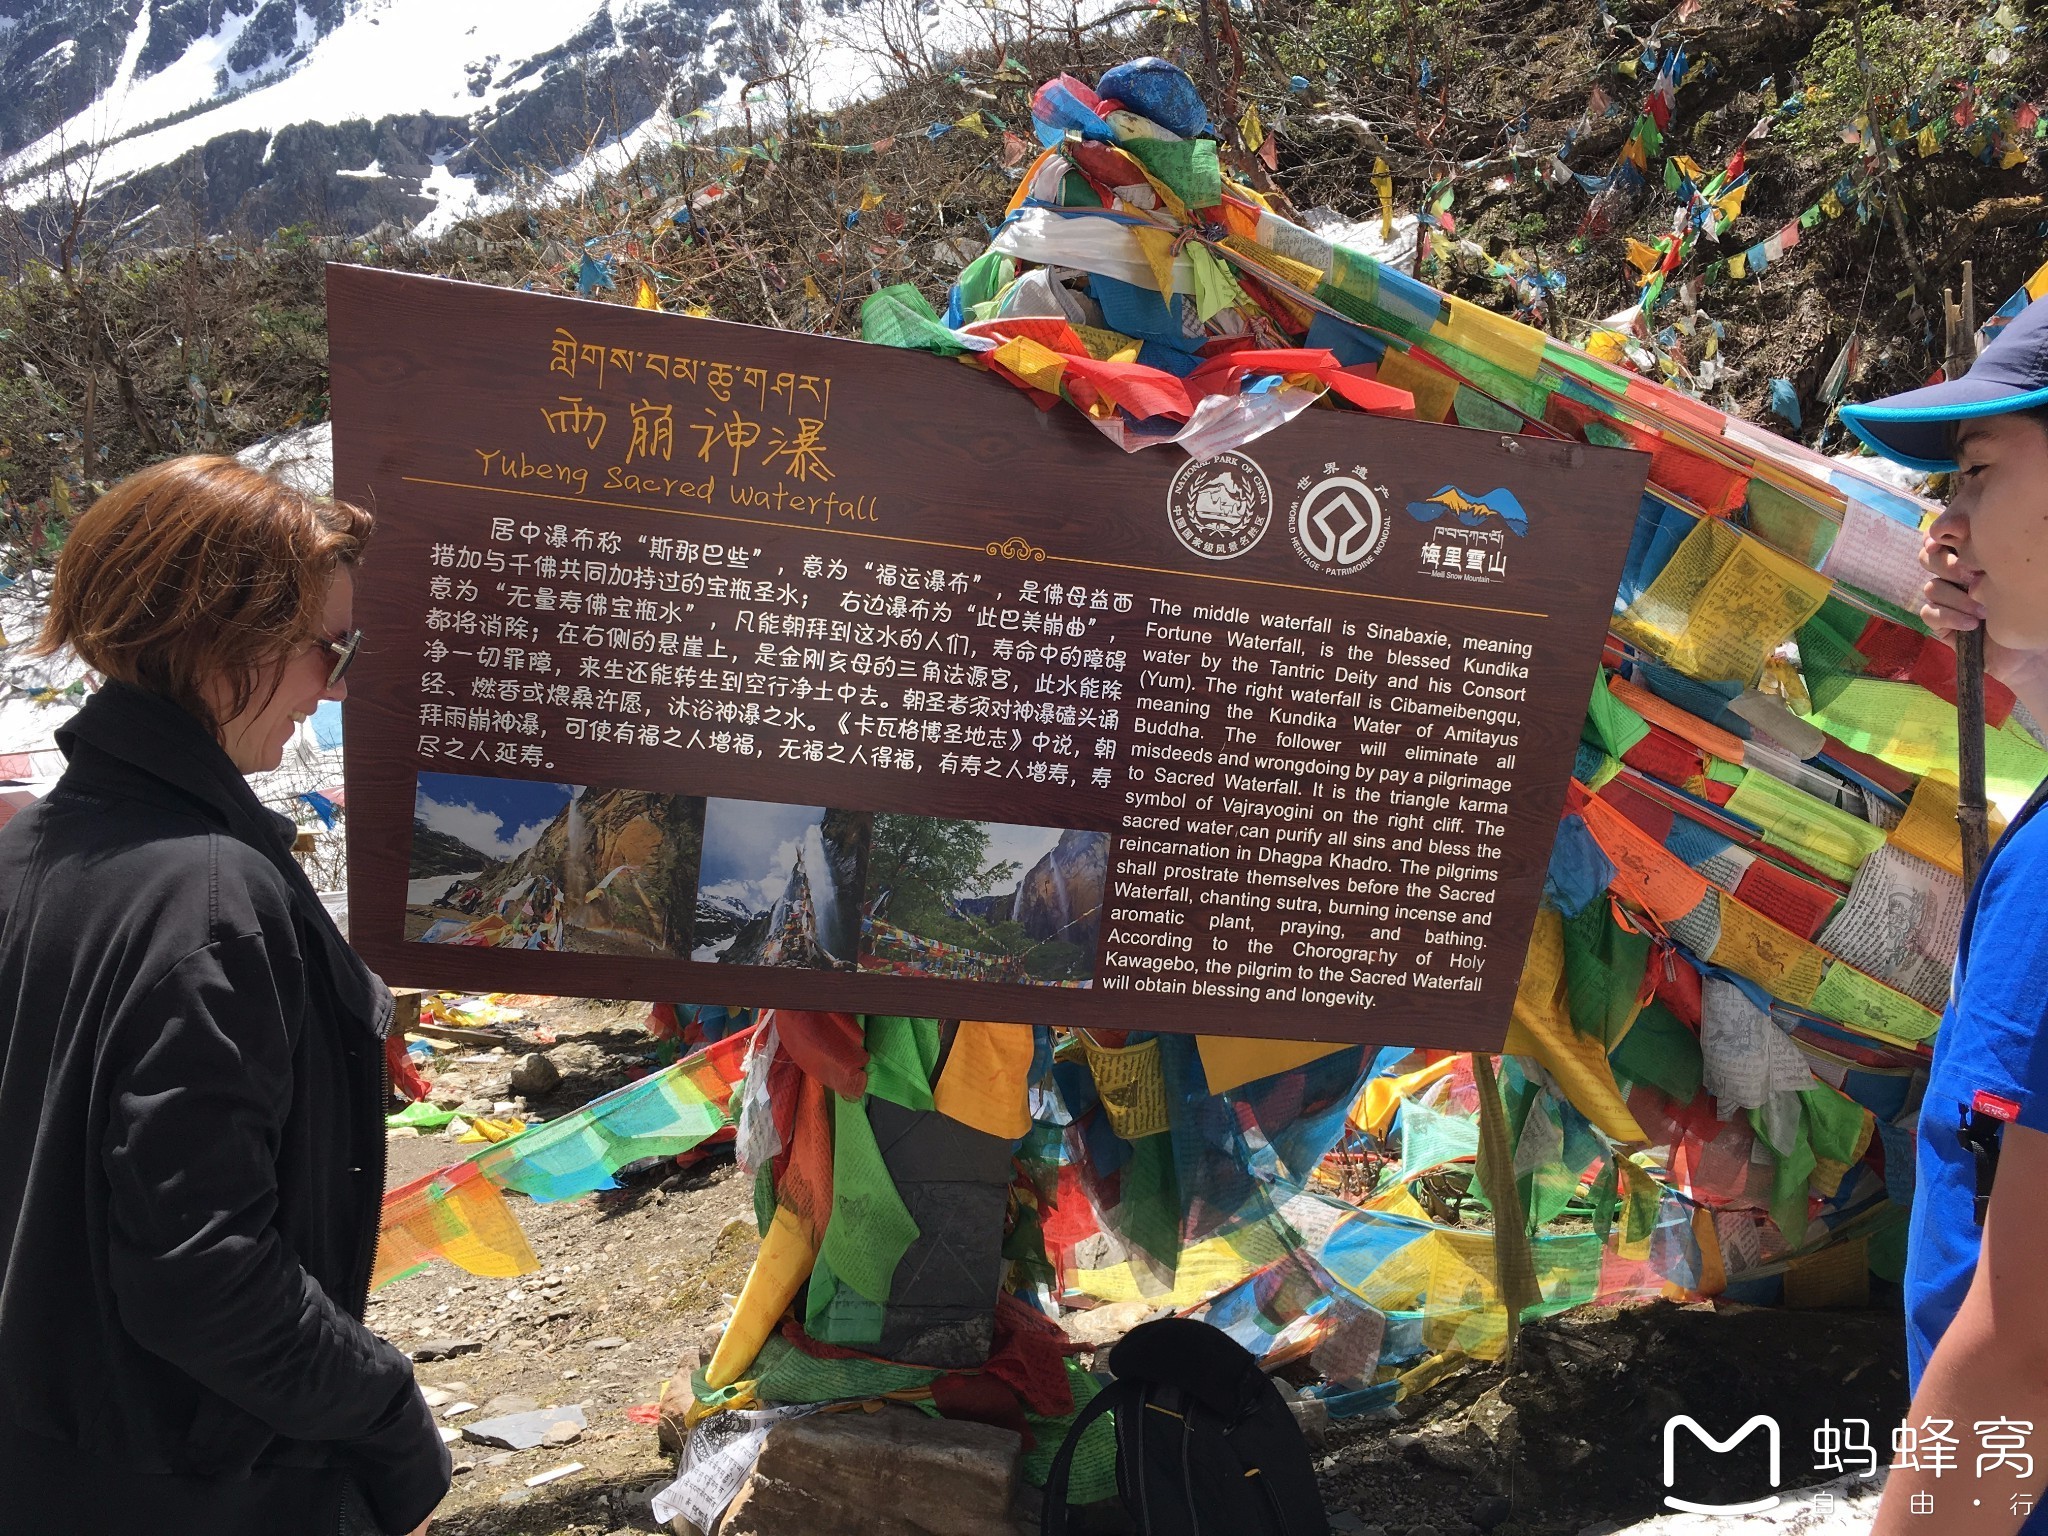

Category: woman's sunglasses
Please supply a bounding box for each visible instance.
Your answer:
[319,629,363,687]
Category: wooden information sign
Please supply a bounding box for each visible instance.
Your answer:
[329,267,1647,1047]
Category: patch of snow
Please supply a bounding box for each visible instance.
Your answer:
[1829,447,1934,499]
[1300,205,1421,273]
[335,159,386,180]
[411,158,492,239]
[237,420,333,495]
[34,39,78,74]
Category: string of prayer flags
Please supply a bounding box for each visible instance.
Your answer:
[373,1161,538,1290]
[711,54,1992,1401]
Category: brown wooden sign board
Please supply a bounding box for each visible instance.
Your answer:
[329,266,1646,1048]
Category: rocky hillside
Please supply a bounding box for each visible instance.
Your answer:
[0,0,2043,552]
[409,816,496,878]
[473,786,704,954]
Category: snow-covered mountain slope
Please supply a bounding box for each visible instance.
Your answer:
[0,0,844,237]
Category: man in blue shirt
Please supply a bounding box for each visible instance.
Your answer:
[1843,301,2048,1532]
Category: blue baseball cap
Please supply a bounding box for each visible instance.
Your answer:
[1840,295,2048,472]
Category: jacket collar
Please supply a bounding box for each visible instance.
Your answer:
[57,681,390,1040]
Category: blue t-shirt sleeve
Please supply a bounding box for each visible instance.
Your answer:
[1936,813,2048,1131]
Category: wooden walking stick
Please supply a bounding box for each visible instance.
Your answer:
[1946,263,1992,888]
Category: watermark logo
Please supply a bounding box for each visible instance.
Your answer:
[1662,1415,1782,1516]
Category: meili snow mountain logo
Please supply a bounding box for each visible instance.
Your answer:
[1403,486,1532,536]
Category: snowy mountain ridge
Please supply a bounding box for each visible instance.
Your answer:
[0,0,850,238]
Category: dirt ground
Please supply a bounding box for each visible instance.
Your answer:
[373,998,759,1536]
[376,1000,1911,1536]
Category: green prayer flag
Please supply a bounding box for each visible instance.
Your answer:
[953,248,1014,316]
[820,1094,922,1303]
[1123,137,1223,211]
[1454,385,1524,433]
[1800,1083,1870,1165]
[804,1249,887,1345]
[1562,899,1651,1047]
[1764,1115,1818,1242]
[1116,1130,1182,1270]
[387,1101,458,1131]
[1584,669,1651,758]
[860,285,969,354]
[864,1015,941,1111]
[1184,242,1247,322]
[1608,1000,1704,1104]
[1588,1158,1620,1245]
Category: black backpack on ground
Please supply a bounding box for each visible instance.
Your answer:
[1040,1316,1331,1536]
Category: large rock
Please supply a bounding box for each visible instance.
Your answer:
[509,1052,560,1097]
[714,1405,1022,1536]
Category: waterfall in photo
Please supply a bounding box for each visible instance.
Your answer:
[766,853,796,939]
[564,790,591,922]
[804,822,844,957]
[1016,838,1073,937]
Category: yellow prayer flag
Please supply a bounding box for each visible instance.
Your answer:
[634,278,659,310]
[1198,1034,1347,1096]
[859,184,886,212]
[1501,907,1646,1143]
[1220,233,1324,293]
[1072,1233,1273,1306]
[1918,124,1940,156]
[1355,1054,1460,1139]
[1071,323,1143,364]
[1820,189,1845,219]
[1240,101,1264,154]
[1728,252,1747,280]
[1626,238,1664,275]
[954,111,989,137]
[1442,295,1546,381]
[1889,772,2009,878]
[705,1204,813,1388]
[991,335,1069,397]
[1587,329,1629,362]
[1613,517,1830,684]
[933,1020,1034,1138]
[1373,157,1395,241]
[1782,1237,1870,1308]
[1709,895,1828,1006]
[1130,223,1180,296]
[1374,348,1459,424]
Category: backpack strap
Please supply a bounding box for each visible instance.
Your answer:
[1041,1378,1135,1536]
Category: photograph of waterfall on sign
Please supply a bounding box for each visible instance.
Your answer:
[693,800,868,969]
[858,816,1108,986]
[405,772,703,957]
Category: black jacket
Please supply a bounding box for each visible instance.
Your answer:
[0,682,450,1533]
